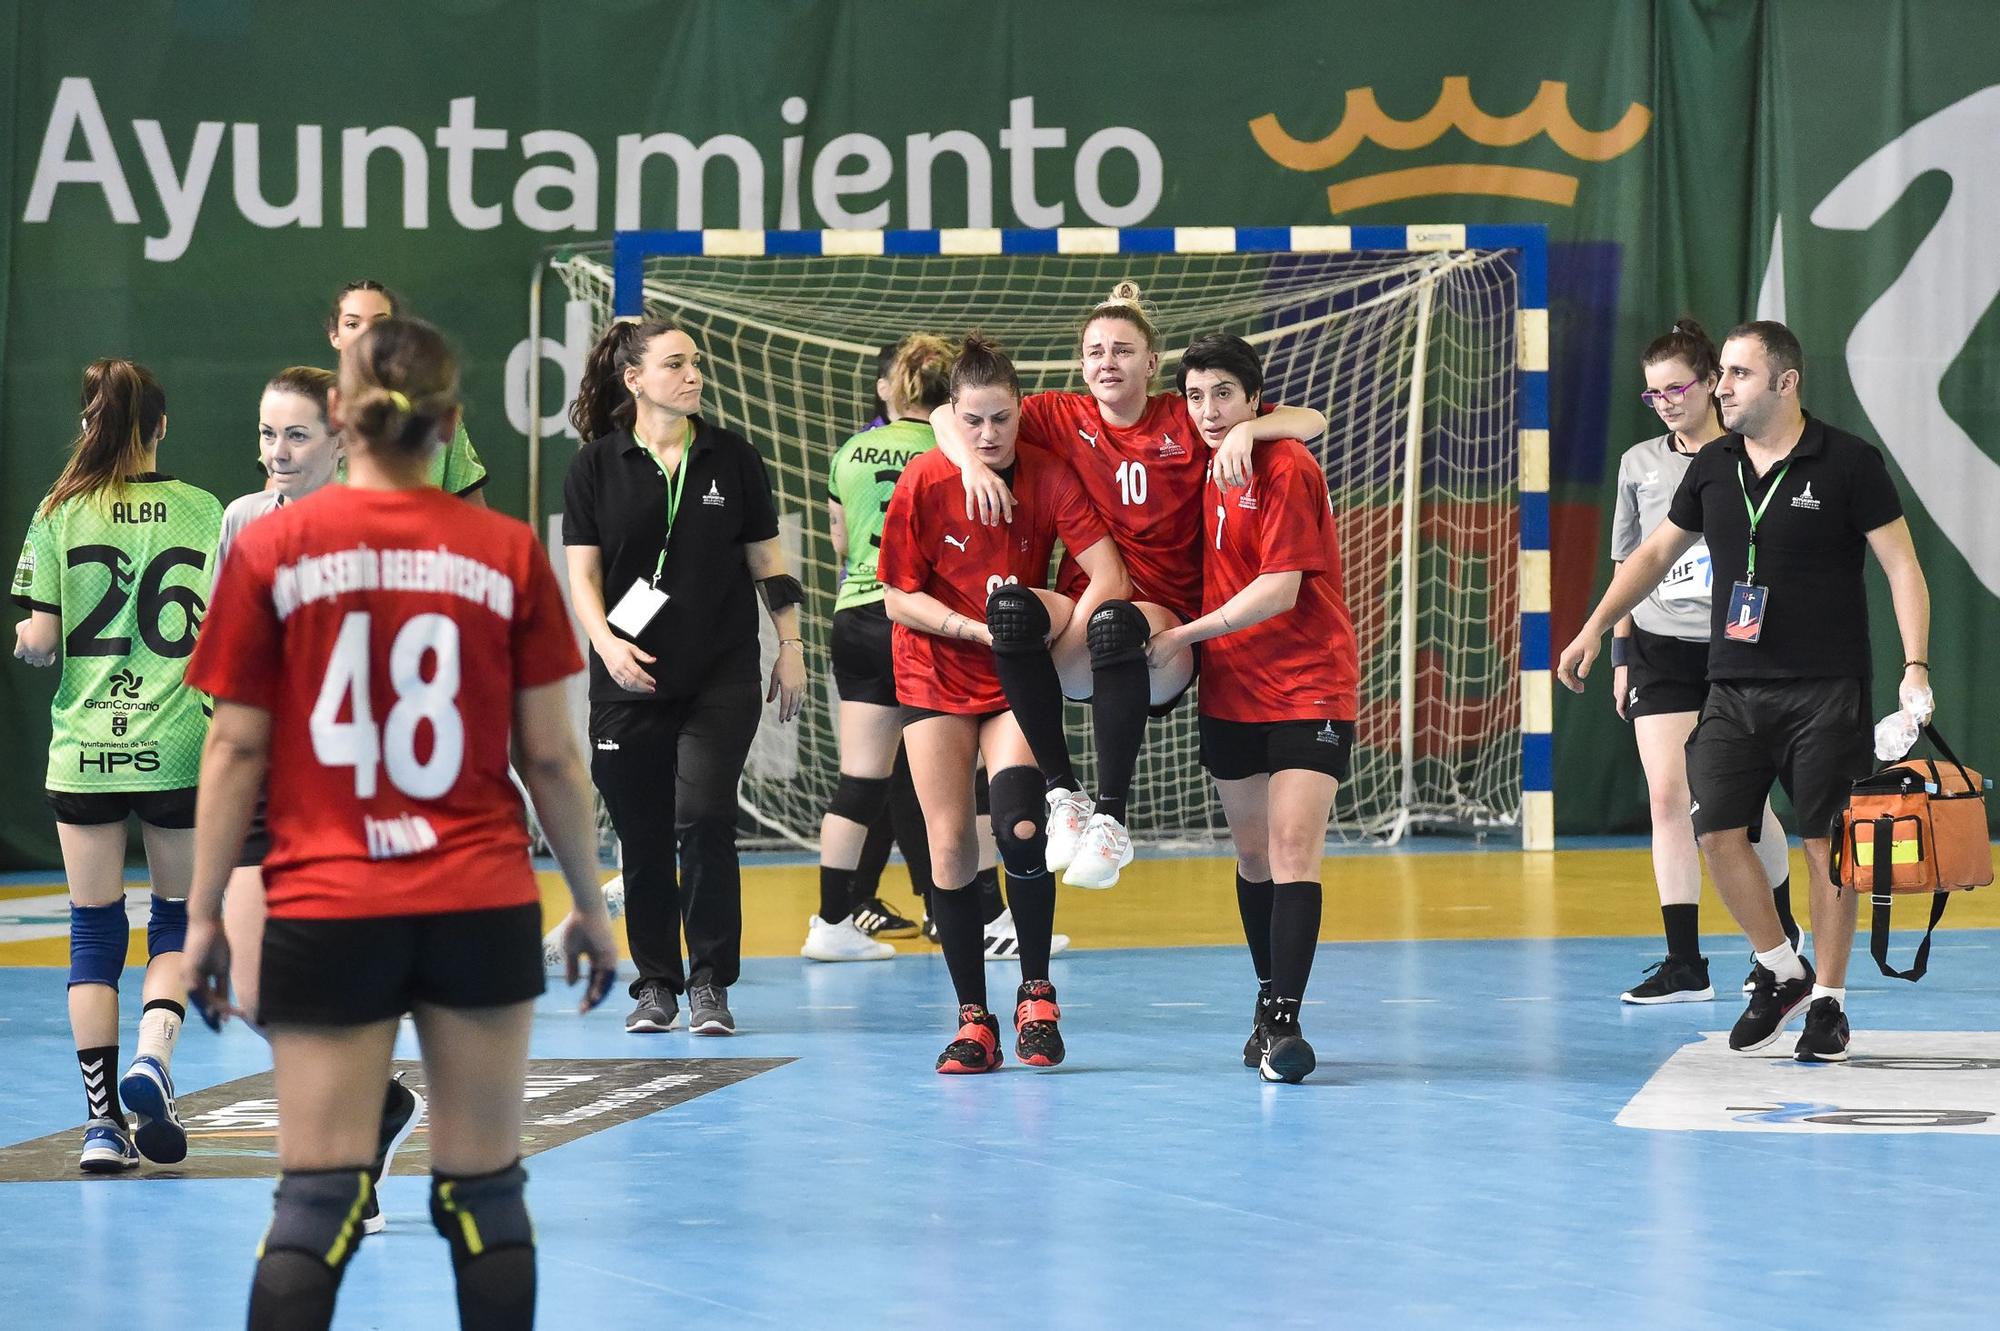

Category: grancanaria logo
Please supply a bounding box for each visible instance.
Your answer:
[1249,77,1649,213]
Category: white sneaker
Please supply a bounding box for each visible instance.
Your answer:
[601,873,626,918]
[1062,813,1133,889]
[983,908,1070,959]
[1044,788,1095,872]
[801,914,895,962]
[544,875,628,971]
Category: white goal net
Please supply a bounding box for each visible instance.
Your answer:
[542,233,1523,848]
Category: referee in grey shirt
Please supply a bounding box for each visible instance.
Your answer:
[1610,322,1790,1006]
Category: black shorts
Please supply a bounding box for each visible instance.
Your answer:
[1625,626,1710,719]
[257,902,546,1027]
[1686,677,1872,840]
[830,603,897,707]
[45,786,196,829]
[237,796,272,868]
[1200,715,1355,782]
[901,704,1007,728]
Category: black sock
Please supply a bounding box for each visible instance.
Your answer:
[1236,873,1275,984]
[974,866,1005,924]
[1089,655,1149,826]
[818,865,854,923]
[931,885,988,1010]
[1662,903,1701,960]
[991,645,1077,789]
[1007,868,1057,984]
[450,1248,536,1331]
[1269,882,1323,1002]
[249,1249,343,1331]
[78,1045,122,1125]
[1771,876,1797,942]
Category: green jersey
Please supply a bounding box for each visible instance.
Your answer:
[827,420,934,612]
[329,418,489,495]
[11,476,223,791]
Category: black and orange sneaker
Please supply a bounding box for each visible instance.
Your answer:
[1014,979,1065,1067]
[936,1005,1002,1074]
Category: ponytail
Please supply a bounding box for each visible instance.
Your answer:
[42,359,166,518]
[569,317,679,441]
[949,332,1021,402]
[338,318,460,458]
[886,334,955,417]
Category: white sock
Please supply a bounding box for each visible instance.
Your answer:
[1811,984,1845,1008]
[136,1003,182,1065]
[1753,939,1807,983]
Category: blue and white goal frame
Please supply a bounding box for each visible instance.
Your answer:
[608,224,1553,850]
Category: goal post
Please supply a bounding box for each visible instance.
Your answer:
[533,223,1553,852]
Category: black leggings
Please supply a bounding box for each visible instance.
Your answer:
[590,680,762,995]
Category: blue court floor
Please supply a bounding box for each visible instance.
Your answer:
[3,930,1999,1330]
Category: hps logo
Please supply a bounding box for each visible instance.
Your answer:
[1249,77,1649,213]
[107,669,142,700]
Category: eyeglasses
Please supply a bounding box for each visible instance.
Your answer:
[1639,379,1699,408]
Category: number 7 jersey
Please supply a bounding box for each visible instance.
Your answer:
[12,476,222,792]
[187,486,583,920]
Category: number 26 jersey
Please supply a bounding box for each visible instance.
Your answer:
[187,486,582,920]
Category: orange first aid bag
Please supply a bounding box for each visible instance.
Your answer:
[1829,724,1994,981]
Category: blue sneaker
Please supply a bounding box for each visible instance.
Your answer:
[79,1118,139,1174]
[119,1055,189,1164]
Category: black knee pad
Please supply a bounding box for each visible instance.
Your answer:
[826,774,891,826]
[431,1162,535,1266]
[986,584,1050,658]
[988,765,1049,880]
[259,1167,374,1271]
[1087,599,1150,669]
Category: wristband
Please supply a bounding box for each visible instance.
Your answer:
[779,638,803,651]
[1904,660,1929,671]
[1610,637,1631,667]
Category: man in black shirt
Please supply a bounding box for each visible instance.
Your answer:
[1560,321,1933,1063]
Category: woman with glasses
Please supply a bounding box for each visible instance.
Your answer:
[1611,319,1792,1005]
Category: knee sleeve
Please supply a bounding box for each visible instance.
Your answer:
[988,765,1049,880]
[68,901,130,989]
[431,1162,535,1266]
[147,893,188,959]
[259,1168,374,1271]
[985,584,1050,658]
[1086,599,1150,669]
[826,774,891,826]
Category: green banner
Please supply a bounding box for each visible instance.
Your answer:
[4,1,1997,865]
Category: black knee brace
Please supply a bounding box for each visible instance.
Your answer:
[257,1167,374,1270]
[988,765,1050,880]
[986,584,1050,658]
[826,773,891,826]
[431,1162,535,1266]
[1087,599,1150,668]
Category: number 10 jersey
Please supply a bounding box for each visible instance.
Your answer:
[188,485,582,920]
[12,475,222,792]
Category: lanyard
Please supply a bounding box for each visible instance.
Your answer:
[640,442,691,587]
[1736,457,1791,584]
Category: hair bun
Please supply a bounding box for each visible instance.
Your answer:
[1109,280,1143,304]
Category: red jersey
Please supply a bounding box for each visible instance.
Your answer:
[186,486,583,920]
[1019,391,1205,619]
[1200,439,1358,723]
[879,444,1108,714]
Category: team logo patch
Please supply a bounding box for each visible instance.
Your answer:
[1237,488,1259,510]
[1790,481,1821,510]
[111,713,128,737]
[1316,721,1342,746]
[702,480,726,507]
[107,669,143,700]
[1157,433,1187,459]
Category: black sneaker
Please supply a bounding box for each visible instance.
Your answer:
[1259,1002,1316,1084]
[853,896,920,939]
[1794,997,1851,1063]
[688,980,735,1035]
[362,1076,426,1234]
[1742,928,1805,993]
[1243,985,1275,1068]
[1621,955,1714,1005]
[1729,956,1817,1051]
[921,914,939,944]
[625,981,680,1033]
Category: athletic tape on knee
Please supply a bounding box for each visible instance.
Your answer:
[987,765,1049,879]
[431,1162,535,1263]
[259,1168,375,1271]
[1086,599,1150,669]
[147,894,188,958]
[826,774,891,826]
[68,901,129,989]
[985,584,1050,657]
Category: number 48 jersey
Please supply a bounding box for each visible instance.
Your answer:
[12,476,222,792]
[187,486,583,920]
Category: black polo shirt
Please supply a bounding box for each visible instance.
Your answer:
[563,418,780,702]
[1666,414,1902,681]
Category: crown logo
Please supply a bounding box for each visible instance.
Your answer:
[1250,78,1649,213]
